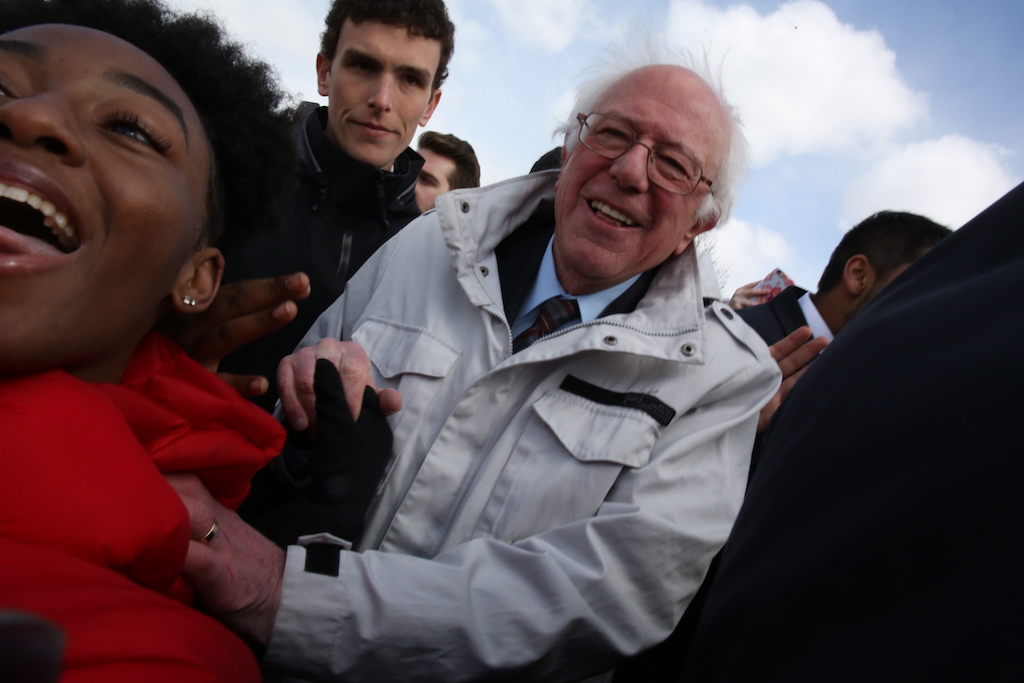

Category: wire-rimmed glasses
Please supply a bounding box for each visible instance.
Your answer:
[576,112,713,196]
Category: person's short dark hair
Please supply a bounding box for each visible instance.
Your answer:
[817,211,952,293]
[530,146,563,174]
[320,0,454,92]
[418,131,480,190]
[0,0,297,257]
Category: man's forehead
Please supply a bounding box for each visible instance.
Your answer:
[339,19,441,68]
[596,65,728,170]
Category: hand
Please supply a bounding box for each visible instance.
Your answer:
[165,473,285,647]
[757,326,829,433]
[278,339,402,432]
[728,281,770,309]
[159,273,311,394]
[302,360,394,543]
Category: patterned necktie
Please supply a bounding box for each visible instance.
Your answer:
[513,296,581,353]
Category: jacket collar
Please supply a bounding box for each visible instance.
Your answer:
[297,104,422,218]
[434,172,712,360]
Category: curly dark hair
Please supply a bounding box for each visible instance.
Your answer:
[320,0,455,92]
[0,0,297,256]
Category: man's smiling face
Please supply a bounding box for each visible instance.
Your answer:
[552,65,728,295]
[317,19,442,171]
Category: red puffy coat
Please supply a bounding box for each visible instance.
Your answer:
[0,333,285,682]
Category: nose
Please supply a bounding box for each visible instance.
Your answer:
[367,75,394,113]
[608,141,651,193]
[0,93,85,165]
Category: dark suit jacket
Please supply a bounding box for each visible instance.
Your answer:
[676,181,1024,681]
[736,284,809,345]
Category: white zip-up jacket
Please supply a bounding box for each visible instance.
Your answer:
[266,172,780,682]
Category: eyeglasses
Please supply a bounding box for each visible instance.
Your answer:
[576,112,713,196]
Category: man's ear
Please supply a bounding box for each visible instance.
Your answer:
[674,216,719,256]
[419,88,442,126]
[842,254,875,296]
[171,246,224,313]
[316,52,331,97]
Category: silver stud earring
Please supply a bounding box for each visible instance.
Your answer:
[183,295,197,307]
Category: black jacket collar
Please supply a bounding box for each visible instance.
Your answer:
[300,105,422,220]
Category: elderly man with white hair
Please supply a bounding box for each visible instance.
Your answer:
[175,48,780,682]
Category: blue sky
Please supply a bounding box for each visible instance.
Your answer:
[169,0,1023,294]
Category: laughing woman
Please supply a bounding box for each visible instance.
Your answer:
[0,0,296,680]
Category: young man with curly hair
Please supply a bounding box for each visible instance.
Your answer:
[219,0,456,412]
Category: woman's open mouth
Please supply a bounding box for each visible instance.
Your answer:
[0,181,80,254]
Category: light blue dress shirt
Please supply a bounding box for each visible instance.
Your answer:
[510,237,641,338]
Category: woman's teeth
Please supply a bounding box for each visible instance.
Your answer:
[0,181,78,251]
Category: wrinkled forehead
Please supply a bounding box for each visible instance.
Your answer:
[596,65,730,175]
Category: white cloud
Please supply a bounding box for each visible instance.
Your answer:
[841,135,1019,230]
[488,0,587,52]
[700,218,797,295]
[166,0,327,102]
[664,0,928,165]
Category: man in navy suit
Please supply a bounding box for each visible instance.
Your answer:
[676,182,1024,681]
[739,211,950,345]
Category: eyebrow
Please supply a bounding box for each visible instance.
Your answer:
[609,111,705,167]
[105,69,190,145]
[0,39,191,146]
[343,47,433,87]
[0,39,46,60]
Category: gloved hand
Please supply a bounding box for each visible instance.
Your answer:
[303,358,394,544]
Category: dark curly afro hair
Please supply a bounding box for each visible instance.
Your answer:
[0,0,297,256]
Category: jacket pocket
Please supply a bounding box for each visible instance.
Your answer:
[354,317,461,380]
[353,318,460,452]
[479,385,664,542]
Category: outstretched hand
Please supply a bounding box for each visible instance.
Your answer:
[757,326,829,433]
[159,272,311,396]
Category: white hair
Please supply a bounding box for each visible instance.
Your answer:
[555,36,748,227]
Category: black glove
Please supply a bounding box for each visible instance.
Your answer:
[241,359,393,547]
[304,359,394,544]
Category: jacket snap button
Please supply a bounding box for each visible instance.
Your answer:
[721,308,734,320]
[479,266,489,276]
[461,201,470,213]
[682,344,696,356]
[604,336,618,346]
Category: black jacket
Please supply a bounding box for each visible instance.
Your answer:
[221,104,423,410]
[736,284,809,345]
[637,181,1024,682]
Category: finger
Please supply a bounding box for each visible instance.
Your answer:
[217,372,269,397]
[315,358,355,430]
[191,300,299,369]
[164,473,220,540]
[278,350,312,431]
[769,326,814,363]
[337,343,374,420]
[207,273,311,326]
[777,335,829,378]
[377,388,402,416]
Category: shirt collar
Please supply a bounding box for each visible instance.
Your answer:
[511,237,641,337]
[797,291,835,342]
